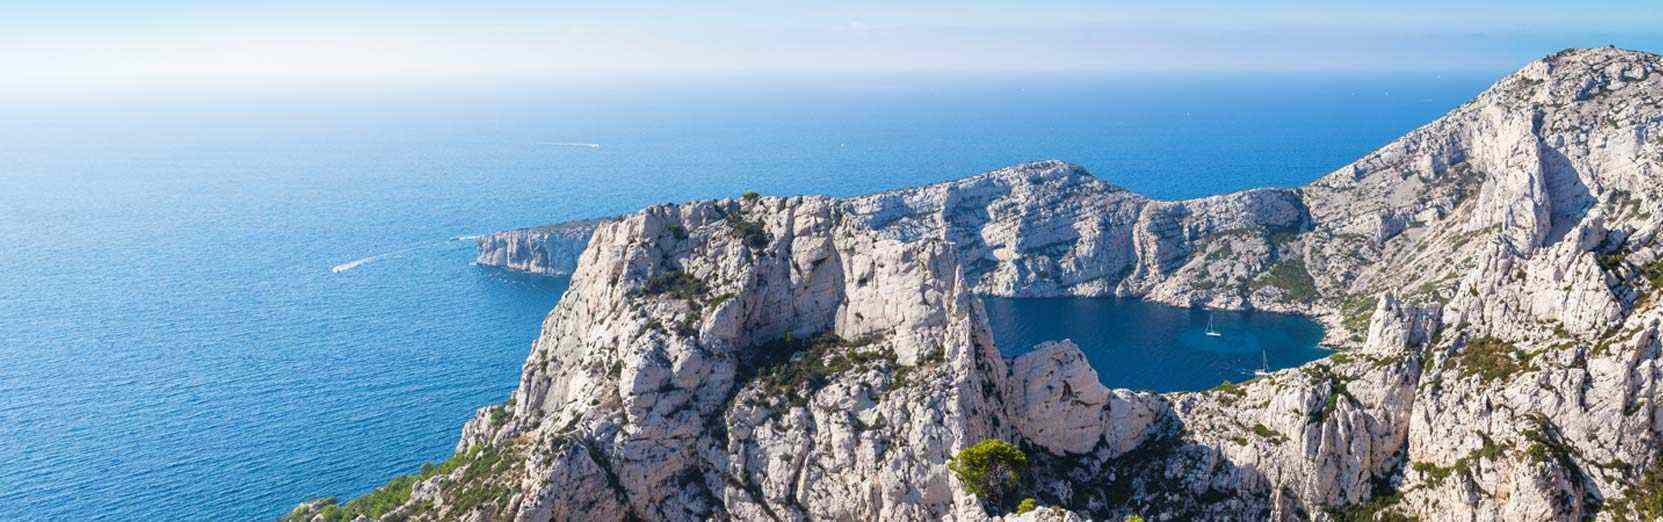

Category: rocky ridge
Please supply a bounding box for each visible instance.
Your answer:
[297,47,1663,521]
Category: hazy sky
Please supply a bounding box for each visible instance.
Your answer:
[5,1,1660,99]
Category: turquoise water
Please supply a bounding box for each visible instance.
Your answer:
[984,297,1328,392]
[0,72,1494,520]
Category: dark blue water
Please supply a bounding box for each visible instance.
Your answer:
[0,71,1495,520]
[984,297,1327,392]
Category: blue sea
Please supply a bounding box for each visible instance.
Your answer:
[0,71,1494,520]
[985,297,1326,392]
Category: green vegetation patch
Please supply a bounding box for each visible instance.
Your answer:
[1340,295,1379,339]
[287,444,518,522]
[949,439,1029,510]
[1251,423,1287,445]
[742,333,886,407]
[1266,227,1301,251]
[724,205,772,249]
[637,269,710,301]
[1411,460,1455,488]
[665,223,689,241]
[1522,419,1575,468]
[1644,260,1663,303]
[1325,472,1417,522]
[1602,457,1663,521]
[1412,433,1507,491]
[1251,259,1318,303]
[1304,364,1357,425]
[437,445,518,516]
[1212,379,1247,406]
[1324,491,1411,522]
[1453,337,1527,384]
[1015,498,1039,515]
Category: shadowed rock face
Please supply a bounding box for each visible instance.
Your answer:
[297,47,1663,522]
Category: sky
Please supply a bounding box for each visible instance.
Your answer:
[3,1,1660,101]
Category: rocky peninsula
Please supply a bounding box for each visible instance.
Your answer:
[295,47,1663,521]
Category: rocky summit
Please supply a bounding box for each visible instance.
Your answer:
[296,47,1663,521]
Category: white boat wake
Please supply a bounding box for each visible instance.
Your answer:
[331,237,475,274]
[539,142,602,149]
[330,257,379,273]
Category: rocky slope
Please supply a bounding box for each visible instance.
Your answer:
[297,47,1663,521]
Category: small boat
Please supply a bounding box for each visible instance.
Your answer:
[1205,314,1223,337]
[1254,349,1272,377]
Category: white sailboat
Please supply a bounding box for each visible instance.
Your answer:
[1205,314,1223,337]
[1254,349,1272,377]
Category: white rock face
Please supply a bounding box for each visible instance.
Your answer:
[1008,341,1112,455]
[482,160,1314,316]
[430,195,1021,521]
[474,219,605,276]
[295,47,1663,522]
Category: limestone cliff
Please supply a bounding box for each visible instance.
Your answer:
[294,47,1663,521]
[474,219,607,276]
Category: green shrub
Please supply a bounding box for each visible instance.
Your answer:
[949,439,1029,509]
[1251,423,1286,444]
[1213,379,1245,395]
[727,215,770,249]
[1015,497,1038,515]
[638,270,708,301]
[1412,460,1455,488]
[1455,337,1522,384]
[741,191,761,202]
[1646,260,1663,287]
[1213,379,1246,405]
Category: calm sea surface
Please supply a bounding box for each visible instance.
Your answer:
[0,72,1494,519]
[984,297,1326,392]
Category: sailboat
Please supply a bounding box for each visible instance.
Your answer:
[1205,314,1223,337]
[1254,349,1272,377]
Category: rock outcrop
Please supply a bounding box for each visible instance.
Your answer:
[294,47,1663,521]
[474,219,606,276]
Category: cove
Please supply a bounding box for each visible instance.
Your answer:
[982,296,1328,392]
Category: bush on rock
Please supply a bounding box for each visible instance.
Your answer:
[949,439,1028,511]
